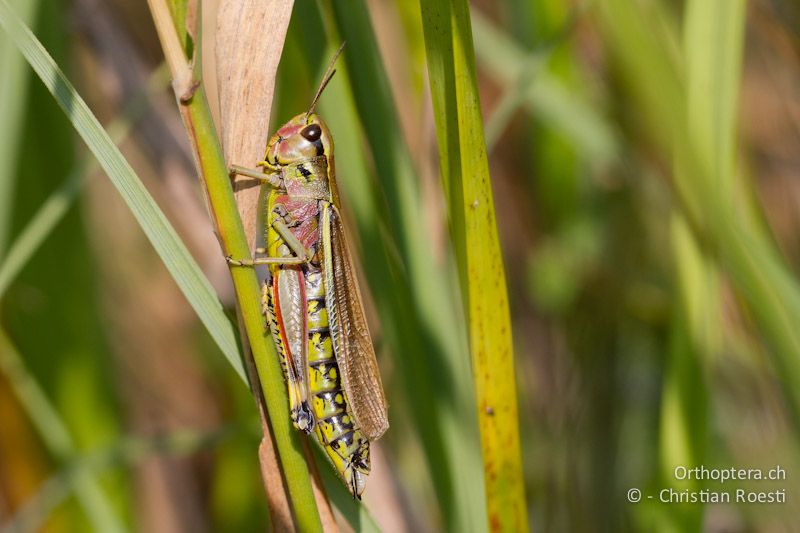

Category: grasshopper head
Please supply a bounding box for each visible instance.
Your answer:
[262,113,334,167]
[261,44,343,170]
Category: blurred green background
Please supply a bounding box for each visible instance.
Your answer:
[2,0,800,531]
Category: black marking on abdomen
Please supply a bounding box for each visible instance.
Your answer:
[309,358,336,367]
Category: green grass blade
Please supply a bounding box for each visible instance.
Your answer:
[419,0,529,529]
[0,328,124,533]
[0,0,245,381]
[0,0,38,254]
[652,4,744,528]
[684,0,745,202]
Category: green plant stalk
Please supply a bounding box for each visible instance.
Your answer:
[181,84,323,533]
[145,0,322,526]
[420,0,529,529]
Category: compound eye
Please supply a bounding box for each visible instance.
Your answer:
[301,124,322,142]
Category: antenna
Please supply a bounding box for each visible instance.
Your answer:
[306,42,346,118]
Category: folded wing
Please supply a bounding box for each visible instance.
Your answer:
[322,204,389,440]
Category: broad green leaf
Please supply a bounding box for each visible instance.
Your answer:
[419,0,529,529]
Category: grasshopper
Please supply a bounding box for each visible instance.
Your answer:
[228,45,388,498]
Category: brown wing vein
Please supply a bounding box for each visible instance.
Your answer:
[328,206,389,440]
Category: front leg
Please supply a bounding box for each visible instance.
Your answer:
[229,164,283,188]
